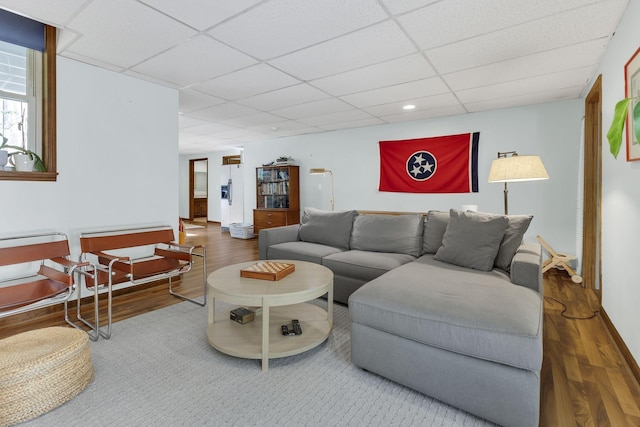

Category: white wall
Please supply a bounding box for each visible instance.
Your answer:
[592,1,640,365]
[178,149,243,222]
[242,99,583,255]
[0,57,179,257]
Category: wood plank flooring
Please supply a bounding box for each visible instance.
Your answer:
[1,222,639,426]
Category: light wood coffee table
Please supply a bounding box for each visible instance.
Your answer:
[206,260,333,371]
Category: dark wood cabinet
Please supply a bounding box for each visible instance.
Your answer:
[253,165,299,233]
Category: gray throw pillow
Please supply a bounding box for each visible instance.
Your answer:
[434,209,509,271]
[494,215,533,272]
[350,214,424,257]
[298,208,358,249]
[422,210,450,254]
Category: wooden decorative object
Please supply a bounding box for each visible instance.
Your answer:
[240,261,295,281]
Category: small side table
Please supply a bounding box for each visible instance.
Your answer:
[206,260,333,371]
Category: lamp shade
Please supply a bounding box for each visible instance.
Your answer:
[309,168,328,174]
[487,155,549,183]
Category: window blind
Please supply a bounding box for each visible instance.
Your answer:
[0,9,45,52]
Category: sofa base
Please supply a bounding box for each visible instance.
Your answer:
[333,275,367,304]
[351,323,540,427]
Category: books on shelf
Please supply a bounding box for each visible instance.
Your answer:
[257,167,290,182]
[259,181,289,196]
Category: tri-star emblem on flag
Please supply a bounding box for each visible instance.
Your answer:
[379,132,479,193]
[407,151,437,181]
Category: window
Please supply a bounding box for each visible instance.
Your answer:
[0,9,56,181]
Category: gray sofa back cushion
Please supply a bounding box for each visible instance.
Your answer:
[350,214,424,257]
[422,210,449,254]
[434,209,509,271]
[298,208,358,249]
[495,214,533,272]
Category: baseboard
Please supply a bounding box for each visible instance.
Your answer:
[600,307,640,386]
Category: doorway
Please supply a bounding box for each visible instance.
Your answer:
[582,75,602,298]
[189,158,208,222]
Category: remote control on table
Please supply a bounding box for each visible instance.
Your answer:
[292,319,302,335]
[281,325,289,336]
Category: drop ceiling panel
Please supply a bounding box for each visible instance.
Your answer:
[188,102,260,121]
[208,0,388,60]
[340,77,449,108]
[318,117,385,131]
[379,0,440,15]
[181,121,238,135]
[248,119,315,133]
[178,115,209,129]
[139,0,262,31]
[269,21,417,81]
[220,112,287,128]
[179,89,225,114]
[64,0,197,68]
[271,98,354,120]
[309,54,436,96]
[236,84,330,111]
[380,104,467,123]
[426,1,628,74]
[298,109,375,127]
[362,93,461,117]
[193,64,301,100]
[0,0,88,26]
[62,51,125,73]
[276,127,325,137]
[398,0,607,51]
[442,39,608,91]
[131,35,257,87]
[456,67,595,104]
[465,86,584,113]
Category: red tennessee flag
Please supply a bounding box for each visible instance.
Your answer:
[379,132,479,193]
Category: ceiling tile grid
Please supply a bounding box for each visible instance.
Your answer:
[0,0,629,152]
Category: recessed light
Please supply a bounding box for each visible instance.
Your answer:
[403,104,415,110]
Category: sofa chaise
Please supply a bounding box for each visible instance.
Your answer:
[258,208,543,427]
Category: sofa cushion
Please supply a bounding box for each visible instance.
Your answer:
[350,214,423,257]
[323,250,416,283]
[422,210,449,254]
[495,215,533,272]
[348,255,543,371]
[267,241,344,265]
[298,208,358,250]
[434,210,508,271]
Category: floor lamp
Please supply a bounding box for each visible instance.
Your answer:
[487,151,549,215]
[309,168,334,210]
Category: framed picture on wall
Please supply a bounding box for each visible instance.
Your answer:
[625,47,640,161]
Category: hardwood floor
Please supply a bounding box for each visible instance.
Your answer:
[1,222,639,426]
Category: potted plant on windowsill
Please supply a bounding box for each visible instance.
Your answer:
[607,97,640,159]
[0,132,46,172]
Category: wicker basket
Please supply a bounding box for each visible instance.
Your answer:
[0,327,94,426]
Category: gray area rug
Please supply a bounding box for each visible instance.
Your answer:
[24,300,494,426]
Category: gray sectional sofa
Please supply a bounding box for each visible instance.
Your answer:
[258,208,543,427]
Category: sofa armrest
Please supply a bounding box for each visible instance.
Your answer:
[258,225,300,260]
[510,242,543,294]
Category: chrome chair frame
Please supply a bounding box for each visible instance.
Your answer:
[0,232,99,341]
[79,225,206,339]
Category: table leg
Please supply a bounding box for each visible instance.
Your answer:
[328,283,334,328]
[261,301,269,372]
[208,293,215,324]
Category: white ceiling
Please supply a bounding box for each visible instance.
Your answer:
[0,0,630,154]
